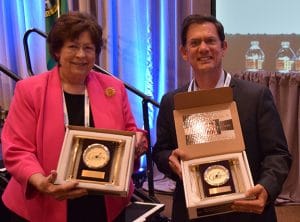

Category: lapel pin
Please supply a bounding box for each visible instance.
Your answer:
[105,87,116,97]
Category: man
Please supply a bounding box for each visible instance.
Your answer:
[152,14,292,222]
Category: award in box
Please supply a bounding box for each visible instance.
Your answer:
[55,125,135,196]
[182,152,253,218]
[173,87,254,219]
[197,160,235,198]
[70,137,122,183]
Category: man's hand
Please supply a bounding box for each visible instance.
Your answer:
[29,171,88,201]
[232,184,269,214]
[168,148,186,179]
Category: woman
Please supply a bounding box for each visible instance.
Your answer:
[1,12,147,222]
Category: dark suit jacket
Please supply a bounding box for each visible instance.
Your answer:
[152,77,292,222]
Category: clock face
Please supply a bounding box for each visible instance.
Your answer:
[203,164,230,186]
[82,143,110,169]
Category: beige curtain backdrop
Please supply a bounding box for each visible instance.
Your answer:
[233,72,300,204]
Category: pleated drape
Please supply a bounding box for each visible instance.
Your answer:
[233,72,300,204]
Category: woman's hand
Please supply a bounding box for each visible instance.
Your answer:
[231,184,268,214]
[29,170,88,201]
[134,131,148,159]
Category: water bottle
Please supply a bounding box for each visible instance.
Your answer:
[295,47,300,73]
[245,41,265,72]
[275,41,295,73]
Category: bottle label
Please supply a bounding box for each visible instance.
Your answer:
[245,59,256,70]
[295,60,300,72]
[257,59,263,70]
[276,59,293,72]
[245,59,263,71]
[289,60,294,71]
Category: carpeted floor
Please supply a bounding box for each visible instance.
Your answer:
[154,192,300,222]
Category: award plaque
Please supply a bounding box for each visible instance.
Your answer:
[198,160,235,198]
[182,152,253,218]
[190,157,246,200]
[55,125,135,196]
[69,136,124,183]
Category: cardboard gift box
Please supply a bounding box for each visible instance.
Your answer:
[55,125,135,196]
[173,87,254,219]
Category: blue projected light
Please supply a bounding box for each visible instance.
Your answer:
[0,1,45,78]
[104,1,158,171]
[158,2,167,102]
